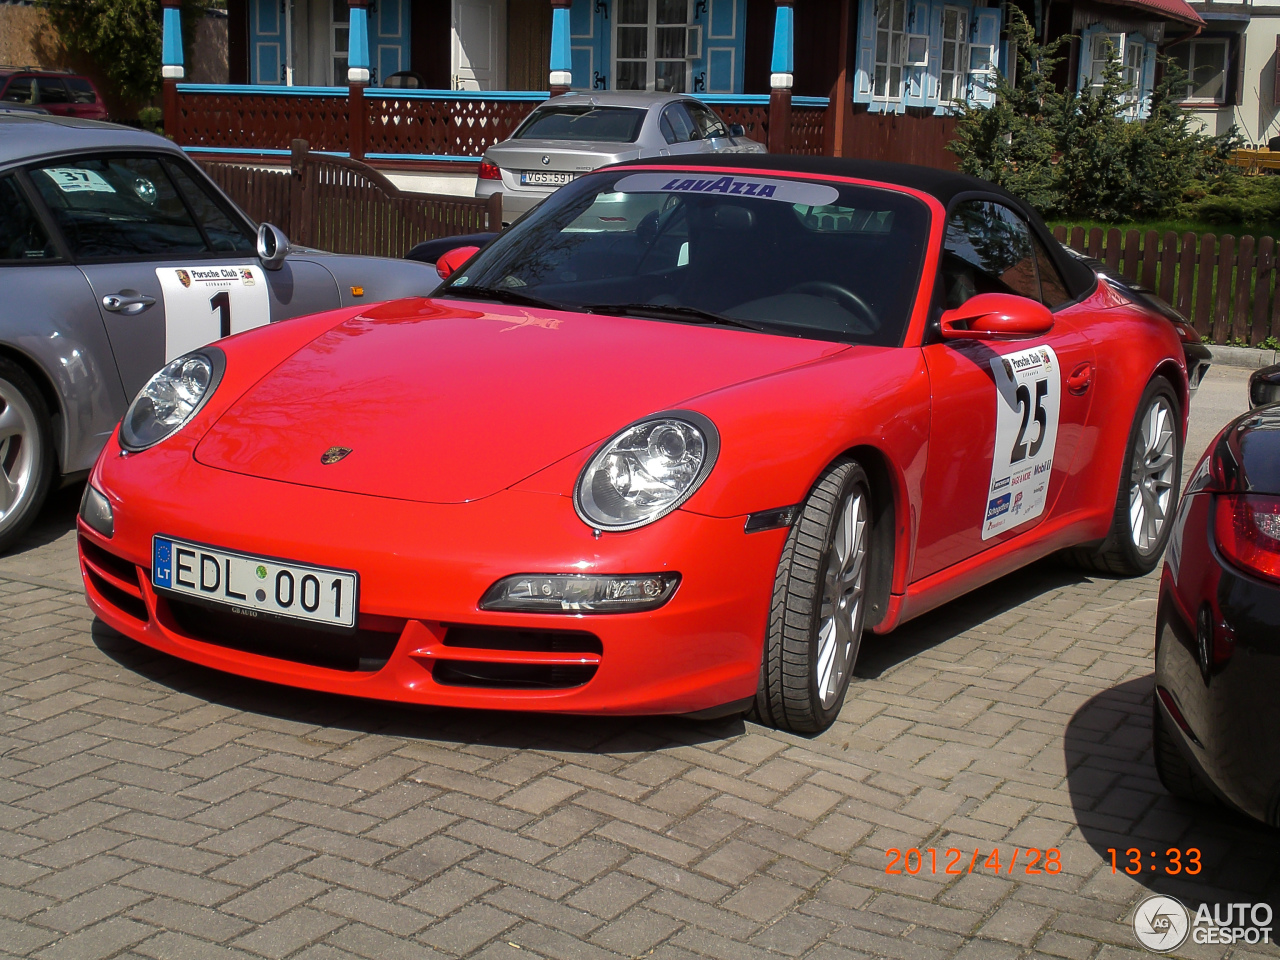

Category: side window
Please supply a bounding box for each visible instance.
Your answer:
[164,159,255,253]
[660,105,696,143]
[1032,235,1072,308]
[64,77,98,104]
[684,102,728,139]
[0,177,57,261]
[36,78,72,105]
[941,200,1040,307]
[2,77,34,103]
[30,156,208,259]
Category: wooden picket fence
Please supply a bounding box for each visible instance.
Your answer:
[200,139,501,259]
[1052,225,1280,347]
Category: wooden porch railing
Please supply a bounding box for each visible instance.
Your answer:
[1053,225,1280,347]
[201,140,501,257]
[173,85,827,159]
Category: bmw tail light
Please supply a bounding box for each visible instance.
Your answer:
[1214,494,1280,584]
[478,161,502,180]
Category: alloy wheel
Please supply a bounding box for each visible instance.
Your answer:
[1128,396,1176,553]
[0,379,38,530]
[817,489,867,709]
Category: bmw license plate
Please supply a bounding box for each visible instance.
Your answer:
[151,536,358,631]
[520,170,576,186]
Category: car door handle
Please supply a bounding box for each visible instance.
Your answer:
[1067,361,1094,395]
[102,292,156,315]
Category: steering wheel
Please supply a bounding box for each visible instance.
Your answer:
[786,281,878,330]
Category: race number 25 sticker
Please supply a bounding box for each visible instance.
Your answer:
[982,344,1060,540]
[155,265,271,362]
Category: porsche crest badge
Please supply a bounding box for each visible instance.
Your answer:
[320,446,352,465]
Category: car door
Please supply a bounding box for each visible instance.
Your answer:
[682,101,738,155]
[912,198,1096,581]
[33,77,74,117]
[26,153,340,399]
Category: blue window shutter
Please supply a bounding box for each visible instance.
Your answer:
[1139,39,1158,117]
[970,6,1000,106]
[693,0,745,93]
[569,0,608,89]
[373,0,411,83]
[854,0,877,103]
[249,0,283,84]
[904,0,930,107]
[926,2,944,110]
[1076,24,1100,93]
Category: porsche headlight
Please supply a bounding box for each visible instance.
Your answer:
[574,412,718,531]
[120,349,224,451]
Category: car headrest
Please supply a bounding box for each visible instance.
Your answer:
[711,206,754,231]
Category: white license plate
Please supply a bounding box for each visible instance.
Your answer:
[151,536,358,631]
[520,170,576,186]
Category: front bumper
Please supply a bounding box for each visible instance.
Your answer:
[80,441,784,716]
[1155,491,1280,824]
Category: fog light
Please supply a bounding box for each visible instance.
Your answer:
[479,573,680,613]
[79,484,114,538]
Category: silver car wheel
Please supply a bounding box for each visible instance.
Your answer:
[817,489,867,709]
[0,377,39,531]
[1128,395,1176,553]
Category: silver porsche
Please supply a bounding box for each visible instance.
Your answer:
[0,114,442,552]
[475,91,766,223]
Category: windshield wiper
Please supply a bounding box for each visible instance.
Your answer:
[440,285,568,311]
[583,302,770,332]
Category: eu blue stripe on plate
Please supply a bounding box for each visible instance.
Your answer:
[153,538,173,587]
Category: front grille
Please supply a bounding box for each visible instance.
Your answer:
[80,536,148,623]
[163,597,401,672]
[429,624,602,689]
[433,660,597,689]
[443,625,603,654]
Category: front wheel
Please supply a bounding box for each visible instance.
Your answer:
[751,459,871,734]
[1064,376,1180,576]
[0,358,54,555]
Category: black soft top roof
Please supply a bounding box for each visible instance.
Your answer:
[612,153,1097,302]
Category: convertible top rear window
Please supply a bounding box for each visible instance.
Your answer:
[514,106,648,143]
[438,170,931,347]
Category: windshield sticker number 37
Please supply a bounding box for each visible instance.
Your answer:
[983,345,1060,540]
[156,265,271,361]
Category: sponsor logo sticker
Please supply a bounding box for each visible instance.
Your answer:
[613,172,840,207]
[986,494,1011,521]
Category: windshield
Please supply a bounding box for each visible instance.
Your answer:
[438,169,931,346]
[513,106,648,143]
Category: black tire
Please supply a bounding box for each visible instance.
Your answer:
[750,458,871,734]
[0,358,54,555]
[1063,376,1181,576]
[1152,698,1217,806]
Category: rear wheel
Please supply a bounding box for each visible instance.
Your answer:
[1064,376,1180,576]
[0,358,54,555]
[1152,698,1217,806]
[751,459,871,734]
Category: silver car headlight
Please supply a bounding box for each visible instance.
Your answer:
[120,349,225,452]
[574,412,719,531]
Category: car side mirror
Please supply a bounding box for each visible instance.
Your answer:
[728,123,745,137]
[940,293,1053,341]
[256,222,290,271]
[1249,363,1280,408]
[436,245,480,280]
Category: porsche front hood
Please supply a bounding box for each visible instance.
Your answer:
[194,298,846,503]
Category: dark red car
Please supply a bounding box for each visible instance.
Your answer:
[0,70,107,121]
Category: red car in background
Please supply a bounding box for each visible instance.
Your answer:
[78,157,1196,733]
[0,70,107,121]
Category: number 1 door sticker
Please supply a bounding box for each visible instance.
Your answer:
[155,265,270,362]
[983,344,1060,540]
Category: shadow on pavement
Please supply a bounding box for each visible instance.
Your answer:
[856,557,1092,679]
[90,618,746,754]
[1064,675,1280,905]
[9,482,83,554]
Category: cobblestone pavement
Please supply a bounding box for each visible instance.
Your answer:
[2,365,1277,960]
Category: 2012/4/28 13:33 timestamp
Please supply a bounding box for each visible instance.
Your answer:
[1108,848,1202,875]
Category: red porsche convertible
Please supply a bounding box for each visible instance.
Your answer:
[78,157,1197,733]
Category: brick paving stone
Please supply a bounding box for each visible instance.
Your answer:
[4,367,1280,959]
